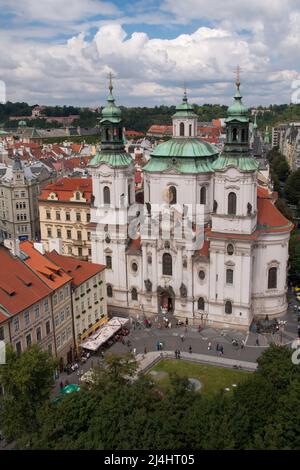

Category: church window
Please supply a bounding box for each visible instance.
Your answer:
[105,128,110,141]
[103,186,110,205]
[128,184,131,205]
[268,267,277,289]
[106,255,112,270]
[180,122,185,137]
[189,124,192,136]
[226,269,233,284]
[199,270,205,280]
[75,191,81,201]
[198,297,205,311]
[225,300,232,314]
[228,192,237,215]
[232,128,238,142]
[168,186,177,205]
[162,253,172,276]
[241,129,246,142]
[132,262,138,272]
[107,285,113,298]
[131,288,138,301]
[200,187,206,205]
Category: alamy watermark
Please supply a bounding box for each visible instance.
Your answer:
[0,340,6,365]
[0,81,6,104]
[291,80,300,104]
[291,347,300,365]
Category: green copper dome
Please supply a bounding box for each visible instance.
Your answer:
[89,151,132,168]
[226,85,248,123]
[151,138,218,159]
[100,79,122,124]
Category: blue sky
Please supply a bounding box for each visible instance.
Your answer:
[0,0,300,106]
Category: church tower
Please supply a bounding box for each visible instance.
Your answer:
[172,90,198,138]
[90,77,134,313]
[211,77,259,235]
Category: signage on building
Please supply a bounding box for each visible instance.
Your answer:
[18,235,28,241]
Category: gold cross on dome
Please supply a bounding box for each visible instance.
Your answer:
[235,65,241,88]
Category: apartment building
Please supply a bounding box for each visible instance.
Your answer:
[0,243,55,358]
[0,155,53,241]
[38,178,92,261]
[20,240,75,368]
[47,251,107,352]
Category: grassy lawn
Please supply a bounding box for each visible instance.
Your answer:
[148,359,251,397]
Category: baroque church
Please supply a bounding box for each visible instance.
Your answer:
[90,77,293,329]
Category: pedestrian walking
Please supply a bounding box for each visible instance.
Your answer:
[185,317,189,326]
[144,346,147,355]
[180,334,184,342]
[220,345,224,355]
[189,345,192,354]
[133,348,137,355]
[175,349,178,359]
[156,340,160,351]
[208,341,212,350]
[256,337,260,346]
[177,349,181,359]
[216,343,219,351]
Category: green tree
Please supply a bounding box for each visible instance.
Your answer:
[0,344,56,445]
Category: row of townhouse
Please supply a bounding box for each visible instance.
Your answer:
[0,239,107,383]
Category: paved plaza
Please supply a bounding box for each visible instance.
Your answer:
[52,293,300,395]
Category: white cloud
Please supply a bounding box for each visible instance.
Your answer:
[0,20,299,107]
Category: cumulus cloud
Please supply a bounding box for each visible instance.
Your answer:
[0,0,300,107]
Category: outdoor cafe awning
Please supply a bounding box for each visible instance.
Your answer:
[80,316,128,351]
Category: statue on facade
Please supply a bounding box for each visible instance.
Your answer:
[247,202,252,215]
[144,279,152,292]
[180,283,187,298]
[213,200,218,213]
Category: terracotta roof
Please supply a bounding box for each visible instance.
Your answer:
[63,157,90,171]
[38,177,92,203]
[199,239,210,257]
[71,143,82,153]
[20,241,72,290]
[147,125,172,134]
[47,251,105,287]
[0,245,51,317]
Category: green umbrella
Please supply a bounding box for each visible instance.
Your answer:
[61,384,81,395]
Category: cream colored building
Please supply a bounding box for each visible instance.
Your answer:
[38,177,92,261]
[47,251,107,352]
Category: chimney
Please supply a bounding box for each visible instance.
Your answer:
[33,242,45,255]
[4,238,20,257]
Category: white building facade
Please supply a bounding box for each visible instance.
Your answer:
[90,82,292,330]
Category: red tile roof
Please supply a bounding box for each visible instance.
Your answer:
[47,251,105,287]
[38,177,92,203]
[20,241,72,290]
[0,246,51,317]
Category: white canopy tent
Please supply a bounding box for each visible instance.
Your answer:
[80,316,128,351]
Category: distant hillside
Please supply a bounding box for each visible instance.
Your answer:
[2,101,300,133]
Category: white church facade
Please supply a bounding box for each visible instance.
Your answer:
[90,78,293,330]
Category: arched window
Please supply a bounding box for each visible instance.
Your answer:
[106,255,112,270]
[241,129,246,142]
[128,184,131,206]
[180,122,185,137]
[232,128,238,142]
[119,127,122,141]
[225,300,232,314]
[107,285,113,298]
[226,269,233,284]
[131,287,138,301]
[169,186,177,204]
[198,297,205,311]
[103,186,110,205]
[200,186,206,205]
[105,128,110,141]
[189,124,192,136]
[228,192,237,215]
[268,267,277,289]
[162,253,172,276]
[227,243,234,255]
[75,191,81,201]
